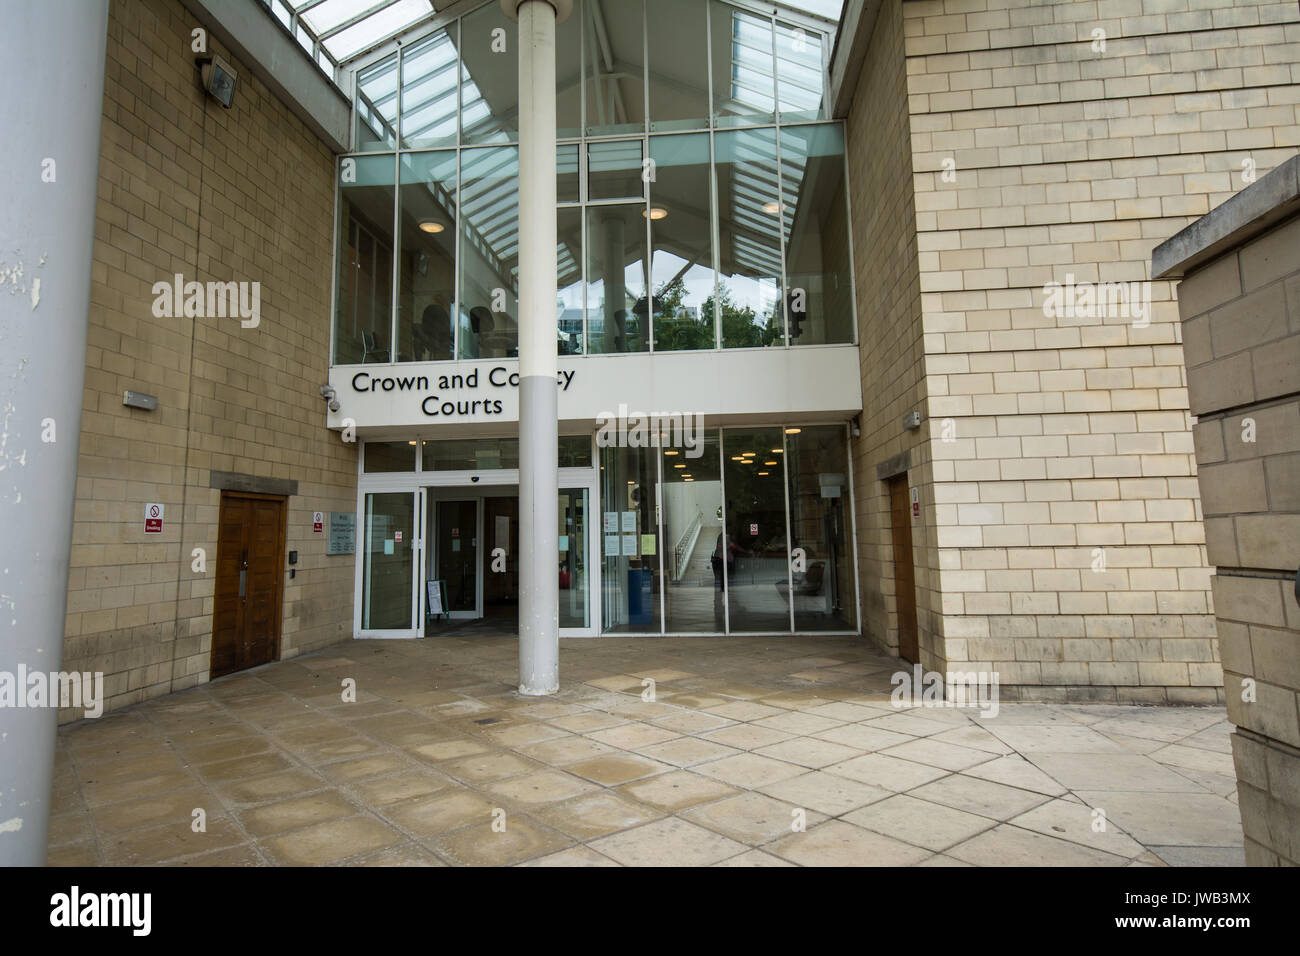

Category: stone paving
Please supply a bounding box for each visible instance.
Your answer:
[48,636,1244,866]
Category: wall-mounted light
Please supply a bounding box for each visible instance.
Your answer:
[197,54,238,109]
[123,390,158,411]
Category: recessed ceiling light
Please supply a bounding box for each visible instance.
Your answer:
[764,460,778,466]
[664,449,679,456]
[758,471,769,476]
[674,464,686,469]
[771,448,783,454]
[784,427,801,434]
[742,452,756,457]
[684,477,694,482]
[643,206,667,220]
[419,220,444,234]
[762,201,781,214]
[730,456,743,461]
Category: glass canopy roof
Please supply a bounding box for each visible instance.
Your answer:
[257,0,840,90]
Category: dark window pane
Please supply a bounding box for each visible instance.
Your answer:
[364,441,417,473]
[558,206,584,354]
[781,124,853,344]
[649,133,715,352]
[584,0,645,136]
[556,5,583,138]
[715,128,783,349]
[585,203,648,354]
[648,0,709,131]
[559,435,593,467]
[663,432,725,632]
[711,2,774,128]
[362,492,413,629]
[588,139,645,200]
[722,427,790,632]
[775,20,825,122]
[423,438,519,471]
[355,54,398,151]
[334,155,395,365]
[400,29,459,149]
[785,425,855,630]
[557,143,580,203]
[397,150,457,362]
[459,146,520,359]
[460,3,517,144]
[600,443,661,633]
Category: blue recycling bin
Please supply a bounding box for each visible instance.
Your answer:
[627,568,654,629]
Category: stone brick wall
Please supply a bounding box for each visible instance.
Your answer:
[62,0,357,720]
[893,0,1300,699]
[1161,160,1299,863]
[847,0,944,669]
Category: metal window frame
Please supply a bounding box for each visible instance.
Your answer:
[329,0,857,367]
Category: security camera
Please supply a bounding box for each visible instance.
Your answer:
[327,399,341,413]
[471,476,480,483]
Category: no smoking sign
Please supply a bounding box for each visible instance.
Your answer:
[144,503,164,534]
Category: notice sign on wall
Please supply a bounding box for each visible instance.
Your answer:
[312,511,324,533]
[328,513,355,554]
[144,503,164,534]
[911,487,920,518]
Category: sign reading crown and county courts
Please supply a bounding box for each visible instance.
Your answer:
[144,503,164,534]
[325,349,865,433]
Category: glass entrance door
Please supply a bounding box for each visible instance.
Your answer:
[359,490,419,637]
[420,479,597,635]
[435,498,479,617]
[558,487,590,629]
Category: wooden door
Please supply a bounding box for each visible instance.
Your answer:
[888,476,919,664]
[212,492,286,678]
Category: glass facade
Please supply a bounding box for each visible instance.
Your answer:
[589,423,854,634]
[333,0,852,366]
[356,423,855,636]
[339,4,859,639]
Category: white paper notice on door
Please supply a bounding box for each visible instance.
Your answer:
[621,511,636,533]
[603,512,618,533]
[558,535,569,552]
[604,535,620,556]
[622,534,637,556]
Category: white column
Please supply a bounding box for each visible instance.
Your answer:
[0,0,110,864]
[504,0,570,695]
